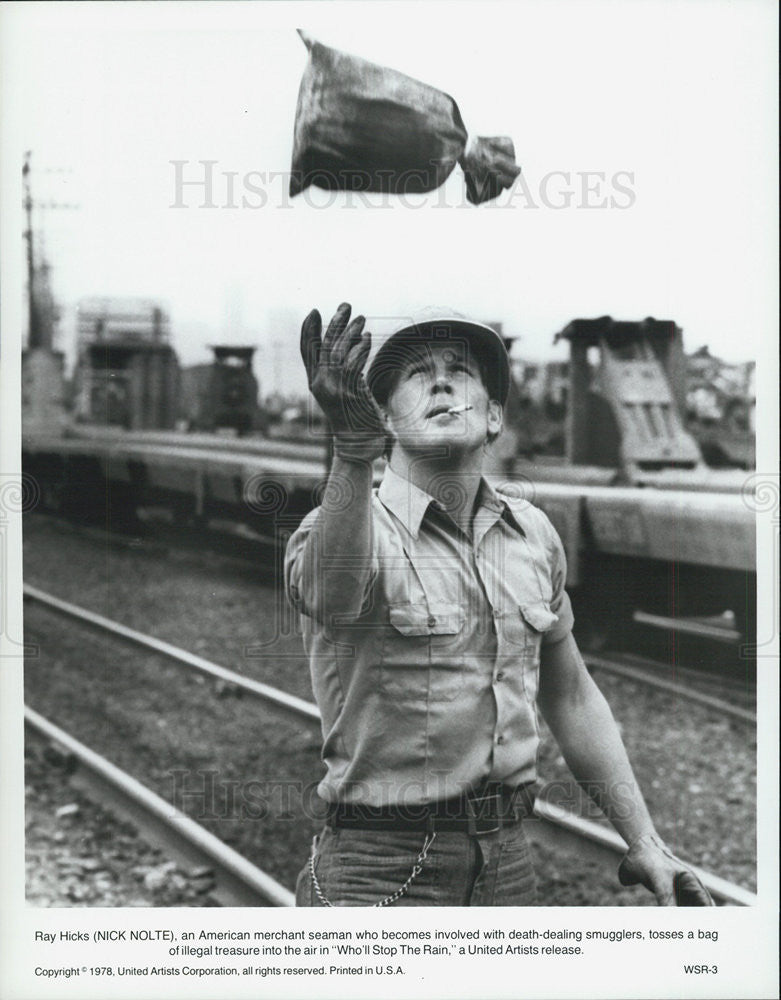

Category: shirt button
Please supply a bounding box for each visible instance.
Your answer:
[495,671,505,682]
[427,615,437,628]
[496,734,505,745]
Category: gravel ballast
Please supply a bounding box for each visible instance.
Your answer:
[23,515,756,905]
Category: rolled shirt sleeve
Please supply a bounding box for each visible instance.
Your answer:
[539,510,575,646]
[284,505,380,622]
[283,507,319,616]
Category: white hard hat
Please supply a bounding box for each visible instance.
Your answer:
[366,307,510,405]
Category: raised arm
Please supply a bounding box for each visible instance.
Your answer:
[289,303,386,624]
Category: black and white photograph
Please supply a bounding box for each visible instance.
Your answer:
[0,2,778,998]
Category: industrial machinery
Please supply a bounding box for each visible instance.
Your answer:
[558,317,701,475]
[73,299,179,431]
[21,315,757,653]
[179,346,260,435]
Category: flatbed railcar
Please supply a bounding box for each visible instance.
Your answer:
[527,479,755,649]
[22,428,756,651]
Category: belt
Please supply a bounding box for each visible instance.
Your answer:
[326,782,537,835]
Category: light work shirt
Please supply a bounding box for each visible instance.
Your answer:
[284,465,574,807]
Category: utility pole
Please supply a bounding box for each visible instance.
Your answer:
[22,153,79,351]
[21,155,80,435]
[22,152,43,349]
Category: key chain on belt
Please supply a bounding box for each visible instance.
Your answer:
[309,831,437,907]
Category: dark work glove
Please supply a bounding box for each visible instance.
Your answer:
[618,833,714,906]
[672,870,715,906]
[300,303,386,462]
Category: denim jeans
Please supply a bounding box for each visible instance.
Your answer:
[295,822,538,906]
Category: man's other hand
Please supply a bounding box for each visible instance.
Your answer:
[618,833,714,906]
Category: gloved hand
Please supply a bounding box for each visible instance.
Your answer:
[300,303,386,461]
[618,833,714,906]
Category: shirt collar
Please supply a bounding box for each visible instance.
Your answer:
[377,465,525,539]
[485,479,529,537]
[377,465,436,539]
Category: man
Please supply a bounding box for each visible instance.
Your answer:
[285,302,711,907]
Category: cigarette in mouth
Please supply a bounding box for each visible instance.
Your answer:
[447,404,473,414]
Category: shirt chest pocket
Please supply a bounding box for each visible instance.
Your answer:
[496,599,558,703]
[381,602,466,702]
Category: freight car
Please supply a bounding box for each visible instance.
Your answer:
[526,479,755,650]
[21,316,757,652]
[22,427,756,653]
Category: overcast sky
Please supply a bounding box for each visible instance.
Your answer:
[2,1,777,394]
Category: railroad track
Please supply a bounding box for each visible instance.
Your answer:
[25,707,294,908]
[23,584,757,725]
[25,509,756,689]
[23,585,756,907]
[27,510,281,566]
[24,709,754,909]
[583,652,755,724]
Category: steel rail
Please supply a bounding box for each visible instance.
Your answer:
[24,706,295,907]
[632,609,742,644]
[30,510,280,556]
[530,798,756,907]
[583,652,756,724]
[25,585,756,905]
[25,705,755,909]
[24,584,321,723]
[26,583,753,726]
